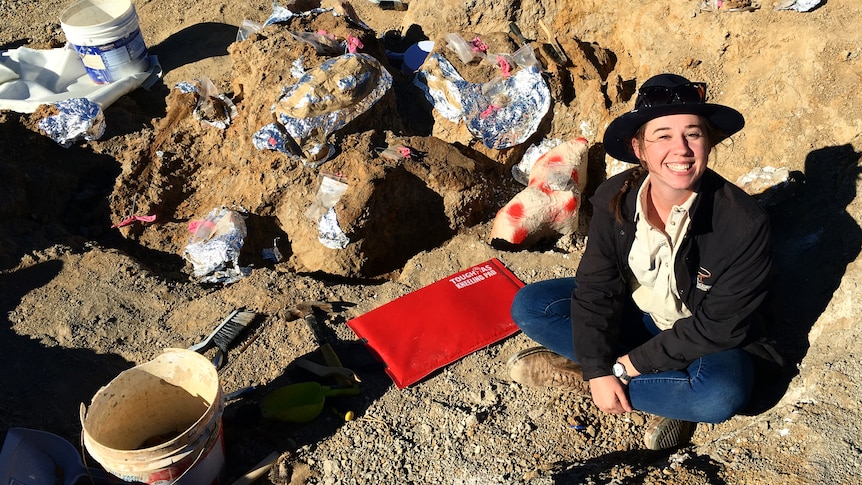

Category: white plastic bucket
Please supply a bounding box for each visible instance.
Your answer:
[80,349,225,484]
[60,0,150,84]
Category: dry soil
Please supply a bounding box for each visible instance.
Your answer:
[1,0,861,483]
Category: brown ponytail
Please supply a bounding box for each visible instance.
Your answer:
[609,125,648,223]
[610,165,646,223]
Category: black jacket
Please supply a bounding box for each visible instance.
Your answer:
[572,168,776,380]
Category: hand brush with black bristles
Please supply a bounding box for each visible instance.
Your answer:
[188,309,257,370]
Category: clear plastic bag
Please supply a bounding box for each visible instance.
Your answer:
[305,173,351,249]
[236,19,263,42]
[444,33,484,64]
[189,77,238,130]
[512,44,540,70]
[289,31,345,56]
[305,173,349,222]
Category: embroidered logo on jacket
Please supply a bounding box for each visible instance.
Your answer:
[696,267,712,291]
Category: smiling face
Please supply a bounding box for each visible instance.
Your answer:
[632,113,712,202]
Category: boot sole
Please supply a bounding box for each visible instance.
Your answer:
[644,419,696,450]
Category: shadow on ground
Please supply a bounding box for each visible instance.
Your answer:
[148,22,238,77]
[0,110,199,448]
[552,448,725,484]
[0,261,135,446]
[751,144,862,412]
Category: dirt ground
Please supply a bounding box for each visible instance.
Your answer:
[1,0,861,483]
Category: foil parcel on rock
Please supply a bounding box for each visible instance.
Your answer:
[183,208,249,284]
[414,53,550,150]
[258,53,393,167]
[38,97,105,147]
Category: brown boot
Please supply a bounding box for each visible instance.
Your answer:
[506,347,586,389]
[643,416,696,450]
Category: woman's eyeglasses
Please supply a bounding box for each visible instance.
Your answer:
[636,82,707,108]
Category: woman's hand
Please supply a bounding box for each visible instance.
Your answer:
[588,375,633,414]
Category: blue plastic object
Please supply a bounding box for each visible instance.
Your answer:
[0,427,124,485]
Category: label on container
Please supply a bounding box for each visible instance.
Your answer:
[71,27,148,84]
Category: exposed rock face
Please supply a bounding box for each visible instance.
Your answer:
[107,17,509,277]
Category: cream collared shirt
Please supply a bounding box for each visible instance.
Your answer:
[628,176,698,330]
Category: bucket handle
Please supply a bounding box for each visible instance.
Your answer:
[79,402,89,469]
[79,403,100,485]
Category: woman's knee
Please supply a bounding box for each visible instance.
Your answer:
[511,285,538,320]
[510,278,575,329]
[688,351,755,422]
[691,378,752,423]
[698,396,748,423]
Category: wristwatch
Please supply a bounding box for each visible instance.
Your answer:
[612,361,631,385]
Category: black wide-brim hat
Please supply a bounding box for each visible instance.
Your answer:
[603,73,745,164]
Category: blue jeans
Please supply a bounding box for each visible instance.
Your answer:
[510,277,754,423]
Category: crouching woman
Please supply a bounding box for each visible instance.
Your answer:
[508,73,782,450]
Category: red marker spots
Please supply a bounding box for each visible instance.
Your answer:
[507,202,525,220]
[512,227,528,244]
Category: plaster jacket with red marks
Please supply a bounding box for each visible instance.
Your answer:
[489,138,588,247]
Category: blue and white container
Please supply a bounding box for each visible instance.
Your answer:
[60,0,150,84]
